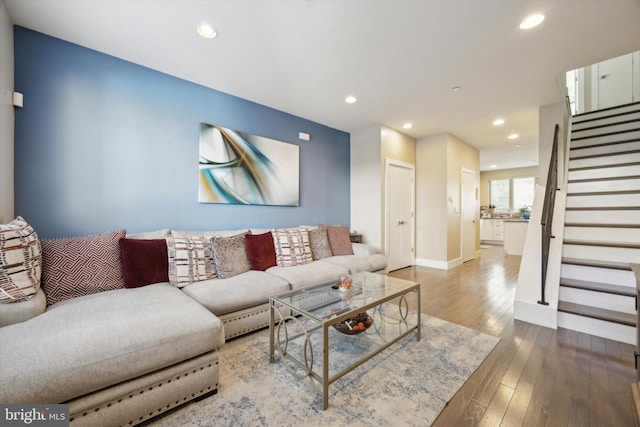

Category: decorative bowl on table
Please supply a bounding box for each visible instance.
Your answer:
[332,312,373,335]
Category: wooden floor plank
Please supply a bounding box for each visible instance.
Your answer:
[388,246,637,427]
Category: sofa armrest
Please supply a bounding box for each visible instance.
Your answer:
[352,243,376,256]
[0,290,47,327]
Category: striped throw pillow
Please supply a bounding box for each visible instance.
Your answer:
[0,217,42,303]
[166,236,216,287]
[272,228,313,267]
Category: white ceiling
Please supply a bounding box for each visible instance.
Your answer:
[5,0,640,171]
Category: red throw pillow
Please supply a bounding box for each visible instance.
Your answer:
[119,238,169,288]
[245,232,277,271]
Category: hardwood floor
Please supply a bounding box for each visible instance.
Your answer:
[388,246,637,427]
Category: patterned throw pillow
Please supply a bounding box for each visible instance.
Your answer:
[319,224,354,256]
[41,229,126,306]
[0,217,42,303]
[272,228,313,267]
[309,227,332,260]
[210,233,251,279]
[166,236,216,287]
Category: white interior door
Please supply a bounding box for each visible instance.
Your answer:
[385,160,414,271]
[461,168,476,263]
[598,53,633,109]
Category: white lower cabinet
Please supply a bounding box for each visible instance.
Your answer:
[480,219,504,242]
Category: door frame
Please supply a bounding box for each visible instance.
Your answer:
[384,158,415,270]
[460,167,477,263]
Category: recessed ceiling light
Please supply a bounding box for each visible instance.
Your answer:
[520,14,545,30]
[490,164,497,169]
[345,95,357,104]
[492,118,505,126]
[451,86,461,92]
[514,144,521,148]
[197,24,217,39]
[402,123,413,129]
[508,133,519,140]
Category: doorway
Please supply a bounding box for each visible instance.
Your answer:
[385,159,414,271]
[461,168,477,263]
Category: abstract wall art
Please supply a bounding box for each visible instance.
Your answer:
[198,123,300,206]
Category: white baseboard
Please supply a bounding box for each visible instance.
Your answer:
[514,300,558,329]
[415,257,462,270]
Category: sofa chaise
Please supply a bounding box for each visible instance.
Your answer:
[0,219,386,426]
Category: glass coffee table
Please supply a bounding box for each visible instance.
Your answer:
[269,271,420,409]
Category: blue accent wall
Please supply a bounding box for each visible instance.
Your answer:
[13,27,350,238]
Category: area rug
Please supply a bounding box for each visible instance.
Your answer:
[151,314,499,427]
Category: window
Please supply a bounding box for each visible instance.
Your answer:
[490,177,535,211]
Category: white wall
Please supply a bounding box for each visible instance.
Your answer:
[350,126,383,250]
[537,102,565,189]
[415,134,448,266]
[0,0,13,223]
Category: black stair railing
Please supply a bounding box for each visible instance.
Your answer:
[539,124,560,306]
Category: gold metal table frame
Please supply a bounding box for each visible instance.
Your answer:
[269,272,421,409]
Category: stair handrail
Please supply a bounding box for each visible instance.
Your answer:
[539,123,560,306]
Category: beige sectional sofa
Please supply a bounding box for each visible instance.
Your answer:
[0,221,386,427]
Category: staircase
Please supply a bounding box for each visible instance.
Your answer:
[557,101,640,344]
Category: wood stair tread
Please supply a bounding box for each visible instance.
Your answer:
[567,189,640,196]
[564,223,640,229]
[570,149,640,161]
[570,137,640,151]
[565,206,640,211]
[563,239,640,249]
[572,101,640,119]
[572,118,640,133]
[568,174,640,183]
[561,257,632,271]
[559,278,635,297]
[571,127,640,142]
[568,161,640,171]
[557,301,636,327]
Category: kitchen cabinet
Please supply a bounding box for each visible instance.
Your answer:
[480,219,504,242]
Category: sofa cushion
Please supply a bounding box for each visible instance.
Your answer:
[41,229,126,306]
[272,228,313,267]
[0,216,42,303]
[119,238,169,288]
[319,224,354,255]
[309,227,332,260]
[0,283,224,404]
[181,270,290,316]
[172,229,250,238]
[166,235,216,287]
[210,233,251,279]
[245,232,277,271]
[319,254,388,274]
[266,261,349,290]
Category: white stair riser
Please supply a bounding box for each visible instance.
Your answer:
[564,209,640,225]
[571,130,640,148]
[559,287,635,314]
[566,193,640,207]
[573,105,640,122]
[572,112,640,130]
[569,152,640,169]
[561,263,636,286]
[567,178,640,193]
[570,140,640,158]
[562,244,640,264]
[568,164,640,181]
[571,121,640,138]
[564,226,640,244]
[557,312,635,344]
